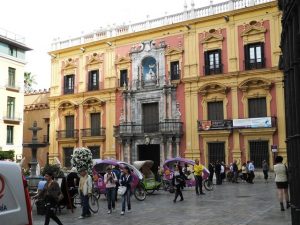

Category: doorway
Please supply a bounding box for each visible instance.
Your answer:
[138,144,160,174]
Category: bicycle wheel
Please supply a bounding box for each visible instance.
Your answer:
[203,179,214,191]
[145,188,155,195]
[134,184,146,201]
[88,195,99,213]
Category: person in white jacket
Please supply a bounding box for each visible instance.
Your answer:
[78,168,92,219]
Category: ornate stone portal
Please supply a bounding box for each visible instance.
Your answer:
[114,40,183,166]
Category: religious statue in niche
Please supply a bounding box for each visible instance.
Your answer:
[142,56,157,82]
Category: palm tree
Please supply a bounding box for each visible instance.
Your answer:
[24,72,37,92]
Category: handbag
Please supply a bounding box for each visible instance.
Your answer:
[117,186,127,196]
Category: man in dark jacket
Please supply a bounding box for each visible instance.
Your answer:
[232,160,239,183]
[215,161,222,185]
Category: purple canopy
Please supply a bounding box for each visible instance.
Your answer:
[164,157,195,166]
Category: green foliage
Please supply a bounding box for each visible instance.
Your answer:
[42,164,65,178]
[24,72,37,92]
[0,150,15,160]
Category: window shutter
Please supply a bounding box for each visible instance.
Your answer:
[64,76,67,93]
[88,71,92,90]
[244,45,249,70]
[204,51,209,75]
[217,49,222,73]
[260,42,265,67]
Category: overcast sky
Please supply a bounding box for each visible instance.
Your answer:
[0,0,223,90]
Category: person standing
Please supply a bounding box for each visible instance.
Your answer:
[193,159,205,195]
[113,165,121,201]
[120,166,132,215]
[274,156,290,211]
[34,172,63,225]
[248,161,255,184]
[241,163,247,182]
[220,162,225,184]
[78,168,92,219]
[262,160,269,183]
[66,167,79,208]
[208,162,214,182]
[104,167,117,214]
[173,165,184,203]
[215,161,221,185]
[232,160,239,183]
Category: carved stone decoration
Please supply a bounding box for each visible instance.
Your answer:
[115,56,131,65]
[165,47,184,56]
[238,78,272,92]
[62,58,78,70]
[200,29,224,44]
[119,109,125,123]
[241,21,267,37]
[199,82,229,96]
[86,52,104,66]
[144,135,151,145]
[175,102,181,120]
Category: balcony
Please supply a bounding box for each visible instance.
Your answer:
[244,58,266,70]
[114,120,183,137]
[56,130,79,141]
[197,117,277,132]
[198,119,232,131]
[63,88,74,95]
[5,83,20,92]
[81,128,106,140]
[3,114,22,124]
[203,64,223,75]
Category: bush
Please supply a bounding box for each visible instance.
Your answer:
[0,150,14,161]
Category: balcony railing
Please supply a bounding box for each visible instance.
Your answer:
[81,128,106,137]
[3,114,22,124]
[198,117,277,131]
[63,88,74,94]
[114,120,183,137]
[5,83,20,91]
[56,130,79,139]
[203,64,223,75]
[244,58,266,70]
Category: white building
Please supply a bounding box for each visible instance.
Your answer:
[0,28,31,160]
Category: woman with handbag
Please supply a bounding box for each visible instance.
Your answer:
[34,172,63,225]
[119,166,132,215]
[172,165,184,203]
[274,156,290,211]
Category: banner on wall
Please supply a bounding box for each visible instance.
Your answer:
[232,117,272,128]
[198,120,233,131]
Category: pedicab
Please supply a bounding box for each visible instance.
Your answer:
[133,160,174,194]
[163,157,214,191]
[93,159,146,201]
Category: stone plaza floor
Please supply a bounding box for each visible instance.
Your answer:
[32,180,292,225]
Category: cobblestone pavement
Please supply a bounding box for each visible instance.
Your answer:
[32,181,291,225]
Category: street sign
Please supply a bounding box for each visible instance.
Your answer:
[271,145,278,153]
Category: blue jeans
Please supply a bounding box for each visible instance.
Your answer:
[80,192,91,216]
[121,190,131,212]
[106,188,116,210]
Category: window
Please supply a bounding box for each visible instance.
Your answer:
[6,126,14,144]
[207,101,224,120]
[204,50,222,75]
[91,113,101,136]
[65,115,75,138]
[7,97,15,119]
[248,97,267,118]
[9,46,17,57]
[120,69,128,87]
[170,61,180,80]
[88,146,100,159]
[249,141,269,168]
[88,70,99,91]
[244,42,265,70]
[8,67,16,87]
[208,142,225,164]
[64,74,74,94]
[143,103,159,133]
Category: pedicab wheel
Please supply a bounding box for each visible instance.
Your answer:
[145,188,155,195]
[203,179,214,191]
[134,187,146,201]
[88,194,99,213]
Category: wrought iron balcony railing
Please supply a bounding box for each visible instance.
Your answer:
[203,64,223,75]
[114,120,183,137]
[244,58,266,70]
[81,128,106,137]
[56,129,79,139]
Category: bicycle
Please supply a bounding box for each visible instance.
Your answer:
[72,187,99,213]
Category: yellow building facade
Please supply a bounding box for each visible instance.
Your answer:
[49,0,285,169]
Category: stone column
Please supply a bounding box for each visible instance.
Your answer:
[168,88,172,119]
[127,92,131,122]
[160,138,165,166]
[125,139,131,163]
[167,138,173,159]
[175,138,180,157]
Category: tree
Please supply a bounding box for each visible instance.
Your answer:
[24,72,37,92]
